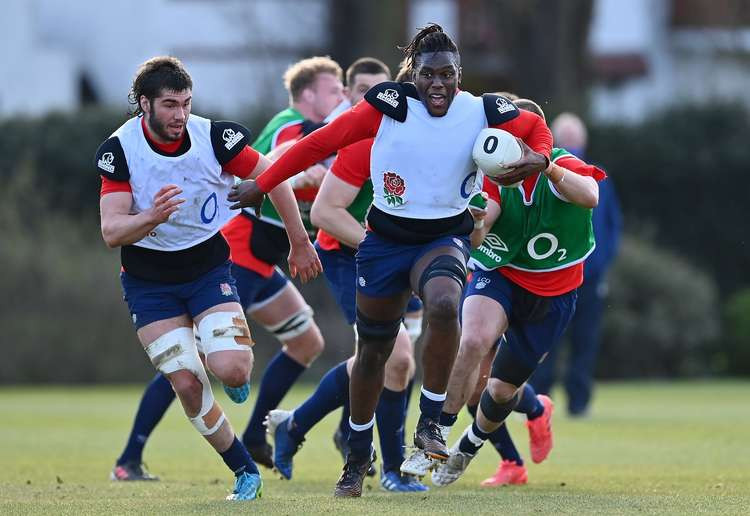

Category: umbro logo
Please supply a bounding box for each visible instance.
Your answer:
[496,96,515,114]
[376,89,399,108]
[98,152,115,173]
[484,233,509,252]
[223,128,244,150]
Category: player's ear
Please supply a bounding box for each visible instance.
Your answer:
[457,66,463,84]
[301,87,315,104]
[139,95,150,115]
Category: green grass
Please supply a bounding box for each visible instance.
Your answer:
[1,381,748,515]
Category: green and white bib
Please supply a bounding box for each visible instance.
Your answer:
[470,148,595,272]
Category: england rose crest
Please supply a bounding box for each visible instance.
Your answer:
[383,171,405,206]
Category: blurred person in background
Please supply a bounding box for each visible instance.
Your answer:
[99,56,320,500]
[233,56,344,467]
[529,112,622,417]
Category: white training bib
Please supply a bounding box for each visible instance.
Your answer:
[114,115,236,251]
[370,91,487,219]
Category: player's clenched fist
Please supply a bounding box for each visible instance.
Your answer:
[147,184,185,224]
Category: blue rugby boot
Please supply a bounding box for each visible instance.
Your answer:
[223,382,250,404]
[265,409,302,480]
[226,471,263,500]
[380,468,429,492]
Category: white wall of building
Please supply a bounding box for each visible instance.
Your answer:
[2,0,330,118]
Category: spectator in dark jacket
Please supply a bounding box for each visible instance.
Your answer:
[530,112,623,416]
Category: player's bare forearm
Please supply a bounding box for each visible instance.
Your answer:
[545,163,599,208]
[100,187,183,248]
[312,205,365,249]
[266,182,309,247]
[100,210,159,248]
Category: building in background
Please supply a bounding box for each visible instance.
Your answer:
[3,0,750,122]
[589,0,750,122]
[1,0,330,117]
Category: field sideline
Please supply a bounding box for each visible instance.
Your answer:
[2,381,748,515]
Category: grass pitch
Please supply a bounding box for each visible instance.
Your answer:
[1,381,748,515]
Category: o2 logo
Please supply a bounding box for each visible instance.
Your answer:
[201,192,218,224]
[460,171,477,199]
[527,232,568,262]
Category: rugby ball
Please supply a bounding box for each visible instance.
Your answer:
[472,128,522,179]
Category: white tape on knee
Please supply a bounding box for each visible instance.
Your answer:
[264,305,314,341]
[197,311,254,354]
[145,327,225,435]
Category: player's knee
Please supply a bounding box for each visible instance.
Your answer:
[197,311,254,355]
[418,254,467,299]
[424,293,460,325]
[205,349,252,387]
[356,339,392,371]
[169,371,204,417]
[223,361,251,388]
[386,346,414,384]
[300,325,325,359]
[486,378,519,405]
[459,333,493,360]
[355,308,401,343]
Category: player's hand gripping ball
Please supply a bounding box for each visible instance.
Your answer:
[472,128,523,186]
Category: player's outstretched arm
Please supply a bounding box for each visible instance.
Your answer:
[248,154,322,282]
[100,186,184,248]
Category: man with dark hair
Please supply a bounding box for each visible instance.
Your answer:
[264,58,428,492]
[228,24,551,497]
[98,56,320,501]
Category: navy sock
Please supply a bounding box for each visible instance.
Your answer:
[489,424,523,465]
[515,384,544,420]
[348,420,374,459]
[243,351,305,446]
[338,404,350,442]
[375,387,408,473]
[117,373,175,465]
[466,403,478,419]
[220,436,259,476]
[289,362,349,442]
[459,420,490,455]
[418,386,446,422]
[439,411,458,427]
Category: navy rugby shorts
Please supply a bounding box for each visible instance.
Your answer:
[121,260,241,330]
[463,269,577,370]
[355,231,470,298]
[231,263,289,313]
[317,242,424,325]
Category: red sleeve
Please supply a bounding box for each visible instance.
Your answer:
[222,146,260,179]
[482,175,501,204]
[555,155,607,182]
[256,101,382,192]
[274,124,304,147]
[330,138,373,188]
[491,110,552,158]
[100,176,132,197]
